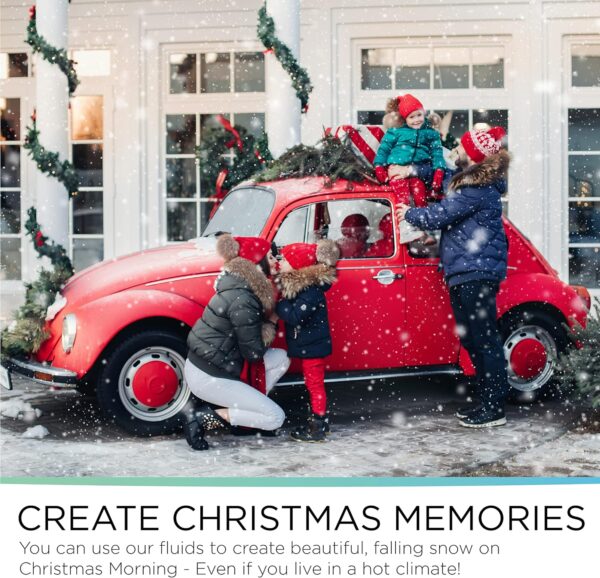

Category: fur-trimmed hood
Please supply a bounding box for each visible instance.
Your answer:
[278,264,337,300]
[222,257,274,314]
[449,149,510,192]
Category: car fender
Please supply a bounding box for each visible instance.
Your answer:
[497,273,588,328]
[48,289,204,378]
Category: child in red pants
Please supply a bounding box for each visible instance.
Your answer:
[276,239,340,442]
[374,94,445,242]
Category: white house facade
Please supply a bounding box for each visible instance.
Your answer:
[1,0,599,320]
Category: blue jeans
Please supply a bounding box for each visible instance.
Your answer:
[449,280,509,414]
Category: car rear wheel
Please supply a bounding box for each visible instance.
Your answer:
[96,330,190,435]
[500,310,568,401]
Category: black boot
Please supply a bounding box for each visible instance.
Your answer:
[182,403,228,451]
[291,413,327,442]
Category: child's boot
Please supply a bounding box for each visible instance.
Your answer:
[291,413,328,442]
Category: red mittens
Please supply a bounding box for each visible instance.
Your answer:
[375,166,388,184]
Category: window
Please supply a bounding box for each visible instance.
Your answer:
[169,51,265,95]
[274,199,393,259]
[0,98,22,280]
[165,112,266,240]
[69,95,104,271]
[0,53,29,78]
[571,45,600,88]
[361,45,504,91]
[568,108,600,288]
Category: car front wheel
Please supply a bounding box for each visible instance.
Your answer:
[96,330,190,435]
[501,310,568,400]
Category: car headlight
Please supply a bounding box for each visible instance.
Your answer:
[62,313,77,353]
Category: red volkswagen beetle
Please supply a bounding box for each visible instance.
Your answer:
[2,178,590,435]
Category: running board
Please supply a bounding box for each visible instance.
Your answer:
[276,365,462,387]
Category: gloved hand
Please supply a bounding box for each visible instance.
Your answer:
[375,165,388,184]
[431,169,444,194]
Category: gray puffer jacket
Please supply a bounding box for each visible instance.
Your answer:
[187,255,275,379]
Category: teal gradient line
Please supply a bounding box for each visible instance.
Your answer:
[1,477,598,487]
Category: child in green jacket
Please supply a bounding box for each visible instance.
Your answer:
[374,94,445,213]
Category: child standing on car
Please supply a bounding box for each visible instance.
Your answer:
[374,94,446,210]
[276,239,340,442]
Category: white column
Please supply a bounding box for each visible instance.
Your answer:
[35,0,70,249]
[265,0,301,158]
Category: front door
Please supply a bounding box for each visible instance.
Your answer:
[272,195,408,372]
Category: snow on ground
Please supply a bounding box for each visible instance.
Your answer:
[1,376,597,477]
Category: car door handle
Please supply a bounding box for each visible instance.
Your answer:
[372,269,404,285]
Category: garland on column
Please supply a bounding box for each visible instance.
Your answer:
[257,4,313,113]
[2,209,75,357]
[1,5,78,359]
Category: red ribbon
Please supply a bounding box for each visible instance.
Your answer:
[215,168,228,199]
[217,114,243,152]
[29,5,36,19]
[35,230,44,247]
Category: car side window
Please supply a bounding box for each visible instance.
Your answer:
[407,231,441,259]
[273,205,309,247]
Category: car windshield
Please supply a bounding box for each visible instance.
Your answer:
[202,186,275,237]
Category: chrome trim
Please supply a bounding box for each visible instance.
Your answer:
[145,272,217,286]
[3,358,78,387]
[276,367,461,386]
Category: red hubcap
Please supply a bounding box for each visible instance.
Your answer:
[509,339,548,379]
[131,361,179,407]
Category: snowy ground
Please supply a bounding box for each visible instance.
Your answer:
[1,375,598,478]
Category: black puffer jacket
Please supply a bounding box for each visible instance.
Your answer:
[187,255,275,380]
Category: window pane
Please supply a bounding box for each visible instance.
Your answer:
[433,109,469,143]
[395,48,430,89]
[473,47,504,88]
[234,52,265,92]
[572,45,600,88]
[73,144,103,187]
[473,109,508,132]
[70,96,103,140]
[569,246,600,288]
[0,238,21,280]
[169,53,197,94]
[73,190,103,234]
[0,145,21,187]
[166,115,196,154]
[569,108,600,152]
[274,206,309,247]
[1,190,21,234]
[201,53,231,93]
[1,98,20,142]
[235,112,265,139]
[0,53,28,78]
[72,238,103,272]
[167,201,197,241]
[72,50,111,77]
[203,187,274,237]
[569,155,600,198]
[361,49,392,90]
[357,110,384,125]
[434,48,469,89]
[569,201,600,243]
[166,158,197,198]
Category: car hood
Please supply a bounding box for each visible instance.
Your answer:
[61,238,222,307]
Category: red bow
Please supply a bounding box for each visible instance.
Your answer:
[35,230,44,247]
[28,5,36,19]
[217,115,243,152]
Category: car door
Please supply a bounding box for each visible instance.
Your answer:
[272,195,408,372]
[402,234,461,367]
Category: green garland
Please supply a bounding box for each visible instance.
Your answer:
[1,209,74,357]
[254,134,376,184]
[24,118,79,198]
[557,299,600,409]
[25,6,79,96]
[257,4,313,113]
[196,124,273,198]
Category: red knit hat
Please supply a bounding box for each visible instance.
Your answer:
[281,243,317,270]
[461,126,506,163]
[234,236,271,264]
[397,94,424,119]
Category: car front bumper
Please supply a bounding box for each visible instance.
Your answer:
[1,357,78,390]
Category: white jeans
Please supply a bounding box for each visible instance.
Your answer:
[184,348,290,430]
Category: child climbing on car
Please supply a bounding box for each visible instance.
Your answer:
[275,240,340,442]
[374,93,445,243]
